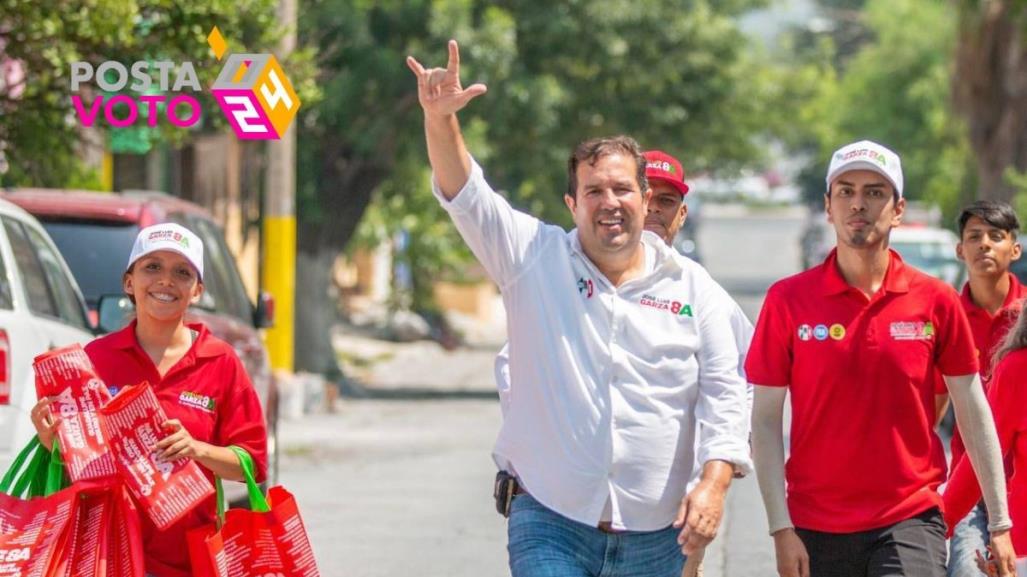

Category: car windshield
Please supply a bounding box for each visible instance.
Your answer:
[891,240,960,284]
[39,220,138,307]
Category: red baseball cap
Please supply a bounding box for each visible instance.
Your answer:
[644,150,690,196]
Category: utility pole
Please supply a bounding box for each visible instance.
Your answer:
[262,0,297,373]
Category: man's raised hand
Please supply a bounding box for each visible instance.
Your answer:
[407,40,487,118]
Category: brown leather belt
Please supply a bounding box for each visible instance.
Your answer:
[513,485,624,534]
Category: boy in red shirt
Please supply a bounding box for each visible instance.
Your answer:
[747,141,1015,577]
[940,201,1024,576]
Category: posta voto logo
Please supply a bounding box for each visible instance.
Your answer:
[69,26,300,140]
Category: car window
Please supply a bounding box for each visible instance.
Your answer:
[4,217,58,318]
[170,215,252,322]
[39,220,139,308]
[23,223,90,330]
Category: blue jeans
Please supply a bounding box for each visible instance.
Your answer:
[507,493,686,577]
[948,502,989,577]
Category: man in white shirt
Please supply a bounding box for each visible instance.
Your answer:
[407,41,752,577]
[494,149,754,577]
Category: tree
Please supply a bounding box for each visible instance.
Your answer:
[295,0,785,375]
[788,0,973,217]
[0,0,285,186]
[952,1,1027,202]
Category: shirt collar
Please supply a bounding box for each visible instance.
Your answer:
[109,319,224,359]
[820,247,910,296]
[961,273,1026,314]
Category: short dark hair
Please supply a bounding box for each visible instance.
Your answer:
[566,136,648,199]
[957,200,1021,239]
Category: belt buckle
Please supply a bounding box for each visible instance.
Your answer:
[596,521,623,534]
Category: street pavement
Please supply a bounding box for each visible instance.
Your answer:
[280,203,807,577]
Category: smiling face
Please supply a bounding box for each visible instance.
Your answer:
[123,250,204,323]
[825,169,905,250]
[645,180,687,245]
[957,216,1022,279]
[564,152,650,264]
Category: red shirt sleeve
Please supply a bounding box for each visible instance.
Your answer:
[933,289,980,377]
[943,352,1025,530]
[744,283,793,387]
[214,354,269,484]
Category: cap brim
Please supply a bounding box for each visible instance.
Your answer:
[649,176,690,196]
[827,161,900,196]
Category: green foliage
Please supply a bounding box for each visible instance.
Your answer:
[1008,169,1027,222]
[0,0,310,187]
[791,0,973,219]
[351,154,474,313]
[299,0,787,314]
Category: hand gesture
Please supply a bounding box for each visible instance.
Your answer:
[154,419,207,462]
[406,40,487,118]
[673,479,727,555]
[773,528,810,577]
[30,397,60,451]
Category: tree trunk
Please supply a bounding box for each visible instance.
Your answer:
[293,248,343,378]
[292,138,390,377]
[953,1,1027,202]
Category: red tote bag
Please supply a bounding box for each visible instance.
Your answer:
[99,381,214,530]
[0,439,80,577]
[188,447,320,577]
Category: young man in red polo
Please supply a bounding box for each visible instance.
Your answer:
[746,140,1016,577]
[940,200,1024,577]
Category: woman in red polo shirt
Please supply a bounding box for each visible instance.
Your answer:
[29,223,268,577]
[944,298,1027,568]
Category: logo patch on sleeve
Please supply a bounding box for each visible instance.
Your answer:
[178,391,216,413]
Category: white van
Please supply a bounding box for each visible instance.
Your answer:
[0,198,94,474]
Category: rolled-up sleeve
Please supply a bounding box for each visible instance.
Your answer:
[694,278,754,476]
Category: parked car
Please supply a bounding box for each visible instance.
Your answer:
[889,226,962,288]
[2,188,280,488]
[1012,256,1027,285]
[0,198,95,475]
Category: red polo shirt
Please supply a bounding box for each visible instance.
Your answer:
[85,321,268,577]
[945,273,1027,470]
[746,249,978,533]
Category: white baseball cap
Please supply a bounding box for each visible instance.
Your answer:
[126,223,204,280]
[825,140,903,197]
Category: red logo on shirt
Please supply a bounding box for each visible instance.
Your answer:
[639,294,693,317]
[889,321,934,341]
[178,391,216,413]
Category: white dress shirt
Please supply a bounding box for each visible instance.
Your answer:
[435,158,752,531]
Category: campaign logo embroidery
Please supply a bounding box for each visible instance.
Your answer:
[889,321,934,341]
[639,294,693,317]
[797,324,812,341]
[178,391,216,413]
[577,277,594,299]
[814,324,829,341]
[829,324,846,340]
